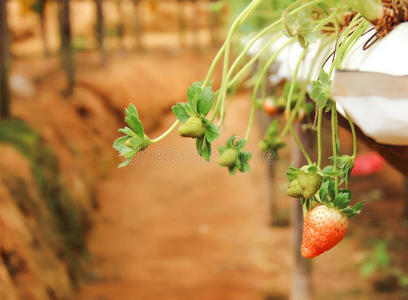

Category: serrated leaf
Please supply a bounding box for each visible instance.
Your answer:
[172,103,191,123]
[320,165,342,178]
[196,136,211,161]
[113,136,134,158]
[225,134,245,150]
[306,164,318,173]
[125,104,144,137]
[205,123,219,142]
[237,151,251,173]
[118,127,136,137]
[310,70,332,109]
[187,82,202,113]
[342,201,364,217]
[197,86,214,117]
[319,180,330,204]
[286,165,302,182]
[334,192,350,209]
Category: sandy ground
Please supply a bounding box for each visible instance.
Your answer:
[77,96,293,300]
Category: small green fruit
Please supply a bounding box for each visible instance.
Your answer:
[258,140,268,151]
[218,149,238,167]
[287,179,303,198]
[178,115,206,138]
[298,172,323,199]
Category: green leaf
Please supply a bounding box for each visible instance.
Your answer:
[187,82,202,113]
[305,164,318,173]
[286,165,302,182]
[118,127,136,137]
[125,104,144,137]
[334,192,351,209]
[310,70,332,109]
[319,180,330,204]
[113,136,135,159]
[196,136,211,161]
[205,123,220,142]
[197,86,214,117]
[172,103,191,123]
[320,165,341,178]
[342,201,364,217]
[118,158,132,168]
[236,151,251,173]
[330,155,354,184]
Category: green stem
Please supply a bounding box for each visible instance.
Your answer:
[243,39,294,141]
[201,0,265,89]
[331,107,339,195]
[317,107,323,168]
[329,13,362,77]
[209,0,323,123]
[345,112,357,158]
[149,120,180,143]
[285,47,313,165]
[283,0,307,36]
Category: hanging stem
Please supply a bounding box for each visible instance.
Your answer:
[345,113,357,158]
[244,39,292,141]
[331,107,339,195]
[201,0,265,90]
[285,48,312,165]
[317,107,323,168]
[149,120,180,143]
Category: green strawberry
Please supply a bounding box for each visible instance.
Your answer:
[178,115,206,138]
[287,179,303,198]
[218,149,238,167]
[258,140,268,151]
[297,172,322,199]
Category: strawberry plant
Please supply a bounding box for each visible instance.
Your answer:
[115,0,408,257]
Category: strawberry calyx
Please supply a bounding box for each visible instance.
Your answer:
[259,120,286,159]
[286,164,322,199]
[172,82,220,161]
[218,135,251,174]
[114,103,152,168]
[317,178,364,217]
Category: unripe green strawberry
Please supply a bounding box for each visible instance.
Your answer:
[301,205,348,258]
[218,149,238,167]
[178,115,206,138]
[297,172,322,199]
[258,140,267,151]
[286,179,303,198]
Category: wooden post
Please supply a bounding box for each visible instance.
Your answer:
[116,0,125,51]
[39,0,50,57]
[95,0,106,63]
[132,0,143,51]
[58,0,74,95]
[0,0,10,118]
[291,123,314,300]
[177,0,186,48]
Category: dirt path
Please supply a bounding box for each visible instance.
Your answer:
[77,96,292,300]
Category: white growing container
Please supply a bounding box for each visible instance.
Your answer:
[244,23,408,145]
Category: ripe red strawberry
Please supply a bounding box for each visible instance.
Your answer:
[301,205,348,258]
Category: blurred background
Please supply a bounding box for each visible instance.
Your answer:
[0,1,407,299]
